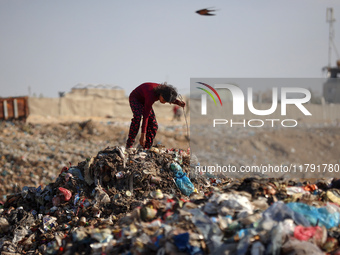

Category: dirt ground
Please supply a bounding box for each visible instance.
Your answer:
[191,123,340,179]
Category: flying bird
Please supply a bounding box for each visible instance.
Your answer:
[196,8,217,16]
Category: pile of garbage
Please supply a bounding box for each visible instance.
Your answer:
[0,120,189,201]
[1,145,340,254]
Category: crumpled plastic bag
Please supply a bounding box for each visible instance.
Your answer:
[209,193,254,216]
[94,186,110,205]
[12,226,28,244]
[173,232,203,254]
[175,174,195,196]
[259,201,310,229]
[281,237,324,255]
[190,208,223,254]
[294,225,322,241]
[171,162,195,196]
[287,202,340,229]
[67,167,84,180]
[58,187,72,201]
[266,222,284,255]
[91,228,114,243]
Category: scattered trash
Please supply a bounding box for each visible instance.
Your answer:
[1,121,340,254]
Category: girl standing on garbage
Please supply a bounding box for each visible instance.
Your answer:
[126,82,185,149]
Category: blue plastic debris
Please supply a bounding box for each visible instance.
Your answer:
[170,162,195,196]
[286,202,340,229]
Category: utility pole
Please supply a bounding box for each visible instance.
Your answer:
[326,8,339,67]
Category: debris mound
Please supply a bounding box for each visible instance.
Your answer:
[1,145,340,254]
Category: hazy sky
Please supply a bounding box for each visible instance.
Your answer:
[1,0,340,98]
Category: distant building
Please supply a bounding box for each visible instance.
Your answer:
[65,84,126,99]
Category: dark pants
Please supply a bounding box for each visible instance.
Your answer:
[126,97,158,149]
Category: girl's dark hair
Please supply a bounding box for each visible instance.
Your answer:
[154,83,178,103]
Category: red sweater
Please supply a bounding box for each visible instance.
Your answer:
[129,82,181,133]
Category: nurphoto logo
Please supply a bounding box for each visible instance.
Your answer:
[196,81,312,128]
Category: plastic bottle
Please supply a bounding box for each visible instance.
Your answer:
[170,162,182,172]
[190,154,200,168]
[170,162,195,196]
[170,162,185,178]
[189,154,201,179]
[74,193,80,206]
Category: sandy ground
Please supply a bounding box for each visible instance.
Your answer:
[26,114,190,149]
[191,123,340,178]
